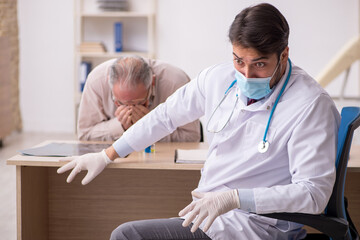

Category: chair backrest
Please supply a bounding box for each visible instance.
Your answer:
[200,121,204,142]
[326,107,360,221]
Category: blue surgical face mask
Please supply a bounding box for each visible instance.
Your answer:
[235,62,280,100]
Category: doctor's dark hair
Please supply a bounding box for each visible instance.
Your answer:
[229,3,289,57]
[108,55,152,89]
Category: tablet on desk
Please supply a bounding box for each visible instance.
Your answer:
[19,142,111,157]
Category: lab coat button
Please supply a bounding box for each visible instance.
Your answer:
[267,105,270,110]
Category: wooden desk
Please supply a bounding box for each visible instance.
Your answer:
[7,142,360,240]
[7,142,207,240]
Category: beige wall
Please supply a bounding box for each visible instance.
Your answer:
[0,0,21,139]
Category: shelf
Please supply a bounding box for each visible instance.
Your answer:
[81,11,154,18]
[77,51,153,58]
[73,0,156,132]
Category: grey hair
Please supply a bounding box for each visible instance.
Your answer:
[108,55,152,89]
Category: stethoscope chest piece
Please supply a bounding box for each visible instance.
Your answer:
[258,141,269,153]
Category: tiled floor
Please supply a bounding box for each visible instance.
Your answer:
[0,131,76,240]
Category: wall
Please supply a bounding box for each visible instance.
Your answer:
[156,0,359,93]
[18,0,75,132]
[18,0,359,133]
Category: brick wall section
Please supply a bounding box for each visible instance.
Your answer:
[0,0,22,139]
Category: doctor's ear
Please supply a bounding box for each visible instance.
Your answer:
[281,47,289,61]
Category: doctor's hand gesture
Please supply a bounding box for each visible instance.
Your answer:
[179,190,240,233]
[57,149,112,185]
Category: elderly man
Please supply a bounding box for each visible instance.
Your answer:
[77,56,200,142]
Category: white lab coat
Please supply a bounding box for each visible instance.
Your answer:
[122,60,341,239]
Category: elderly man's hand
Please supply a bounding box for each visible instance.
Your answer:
[179,190,240,233]
[131,105,150,124]
[115,105,133,130]
[57,150,112,185]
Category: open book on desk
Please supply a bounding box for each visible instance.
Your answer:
[174,149,208,164]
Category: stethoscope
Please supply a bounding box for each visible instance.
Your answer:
[258,58,292,153]
[207,58,292,154]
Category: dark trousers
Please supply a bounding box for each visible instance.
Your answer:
[110,218,211,240]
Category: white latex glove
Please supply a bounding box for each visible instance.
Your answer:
[57,150,112,185]
[179,190,240,233]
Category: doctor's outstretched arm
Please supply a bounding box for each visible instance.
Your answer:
[57,94,199,185]
[57,72,207,184]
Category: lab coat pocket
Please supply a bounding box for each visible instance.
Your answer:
[249,214,278,230]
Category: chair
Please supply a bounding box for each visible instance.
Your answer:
[200,121,204,142]
[261,106,360,240]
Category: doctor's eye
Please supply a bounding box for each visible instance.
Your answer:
[234,58,244,66]
[254,62,265,68]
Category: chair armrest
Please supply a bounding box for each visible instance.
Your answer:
[260,212,349,239]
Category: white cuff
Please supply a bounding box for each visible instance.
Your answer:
[101,149,112,165]
[112,137,134,158]
[237,189,256,212]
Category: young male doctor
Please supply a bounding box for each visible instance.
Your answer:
[58,3,340,239]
